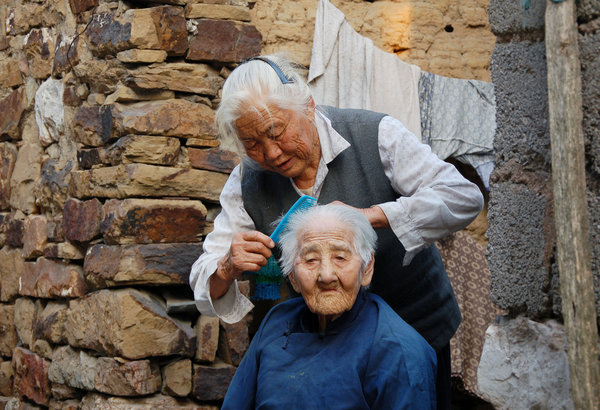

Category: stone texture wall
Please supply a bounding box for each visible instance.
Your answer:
[0,0,494,407]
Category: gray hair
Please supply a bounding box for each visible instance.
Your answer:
[277,204,377,277]
[215,53,314,148]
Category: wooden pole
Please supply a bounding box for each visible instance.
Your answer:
[545,1,600,408]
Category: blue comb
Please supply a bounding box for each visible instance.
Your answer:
[252,195,317,300]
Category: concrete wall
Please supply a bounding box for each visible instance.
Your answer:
[487,0,600,321]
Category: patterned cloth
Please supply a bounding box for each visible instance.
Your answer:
[419,72,496,189]
[436,231,503,398]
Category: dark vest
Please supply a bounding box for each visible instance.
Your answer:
[241,105,460,351]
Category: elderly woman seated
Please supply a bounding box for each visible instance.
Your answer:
[222,204,437,409]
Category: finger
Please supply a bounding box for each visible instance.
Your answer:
[239,230,275,248]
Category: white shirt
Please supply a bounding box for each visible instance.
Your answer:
[189,109,484,323]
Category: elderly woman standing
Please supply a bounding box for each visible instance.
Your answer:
[189,54,484,409]
[222,204,437,409]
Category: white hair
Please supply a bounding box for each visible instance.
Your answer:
[277,204,377,278]
[215,53,314,148]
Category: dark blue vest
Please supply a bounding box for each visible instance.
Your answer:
[241,105,460,351]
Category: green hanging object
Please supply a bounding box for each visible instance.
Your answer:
[249,195,317,301]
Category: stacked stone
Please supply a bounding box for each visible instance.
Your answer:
[0,0,260,408]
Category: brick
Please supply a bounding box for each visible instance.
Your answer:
[0,247,25,302]
[116,49,167,64]
[185,3,250,21]
[187,19,261,63]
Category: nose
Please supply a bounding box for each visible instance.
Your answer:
[263,140,282,162]
[317,260,337,284]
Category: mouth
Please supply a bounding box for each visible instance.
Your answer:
[273,158,292,171]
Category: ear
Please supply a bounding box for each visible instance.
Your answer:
[360,253,375,287]
[288,272,301,293]
[306,98,316,120]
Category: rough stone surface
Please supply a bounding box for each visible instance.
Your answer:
[13,297,42,348]
[104,85,175,105]
[69,164,228,202]
[19,257,87,299]
[34,78,65,146]
[0,247,25,302]
[187,19,262,63]
[95,357,161,396]
[116,49,167,64]
[65,288,196,359]
[0,57,24,88]
[191,361,236,401]
[488,0,545,35]
[10,141,44,214]
[100,198,206,244]
[111,99,217,138]
[161,359,192,397]
[105,135,180,166]
[0,360,14,396]
[12,347,51,406]
[0,88,27,140]
[185,4,251,21]
[478,316,574,410]
[80,393,217,409]
[0,143,18,210]
[491,41,550,170]
[22,215,48,259]
[35,301,68,344]
[580,31,600,176]
[62,198,102,243]
[217,319,249,366]
[43,242,85,260]
[24,28,55,79]
[49,345,97,391]
[0,304,18,356]
[487,179,552,316]
[126,62,224,96]
[195,315,219,363]
[188,148,240,173]
[83,243,202,288]
[127,6,188,56]
[72,105,115,147]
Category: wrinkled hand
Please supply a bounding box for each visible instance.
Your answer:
[329,200,390,229]
[210,231,274,300]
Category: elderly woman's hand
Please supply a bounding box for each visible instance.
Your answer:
[210,231,275,300]
[329,201,391,230]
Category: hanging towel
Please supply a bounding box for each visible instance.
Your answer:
[419,72,496,189]
[308,0,422,139]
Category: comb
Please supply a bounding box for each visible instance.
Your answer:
[252,195,317,300]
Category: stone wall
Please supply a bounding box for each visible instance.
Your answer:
[0,0,495,407]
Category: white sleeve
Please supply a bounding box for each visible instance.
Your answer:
[376,116,484,265]
[189,165,255,323]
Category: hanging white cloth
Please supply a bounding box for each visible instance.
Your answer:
[308,0,422,139]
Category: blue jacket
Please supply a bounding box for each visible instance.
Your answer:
[222,291,437,409]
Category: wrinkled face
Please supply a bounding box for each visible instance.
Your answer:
[235,104,320,180]
[289,219,373,321]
